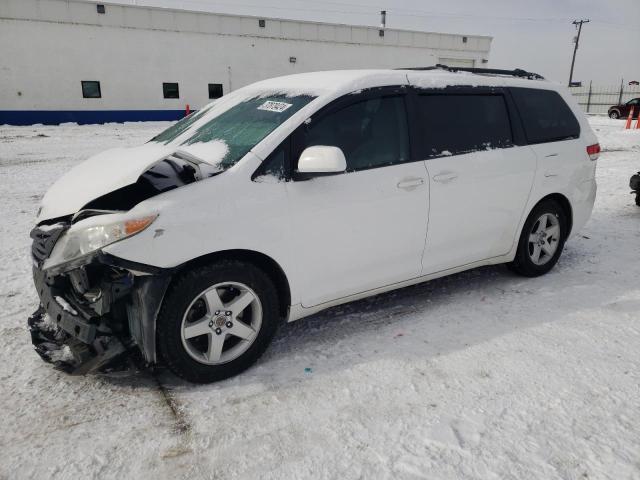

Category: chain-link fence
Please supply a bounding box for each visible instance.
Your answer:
[569,83,640,115]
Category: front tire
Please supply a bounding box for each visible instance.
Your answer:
[508,200,568,277]
[157,260,280,383]
[609,110,620,119]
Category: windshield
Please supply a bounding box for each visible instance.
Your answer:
[151,94,316,170]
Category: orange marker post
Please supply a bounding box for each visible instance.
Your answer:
[625,106,635,129]
[185,104,191,117]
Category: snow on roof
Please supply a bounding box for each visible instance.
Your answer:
[405,69,554,90]
[240,70,410,97]
[240,68,552,98]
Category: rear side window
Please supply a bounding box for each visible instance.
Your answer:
[510,88,580,144]
[300,95,410,171]
[415,94,513,158]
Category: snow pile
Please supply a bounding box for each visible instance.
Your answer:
[0,119,639,479]
[589,116,640,152]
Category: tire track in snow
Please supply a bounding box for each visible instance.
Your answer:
[150,371,212,479]
[151,371,191,435]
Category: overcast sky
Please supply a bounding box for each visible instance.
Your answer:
[101,0,639,85]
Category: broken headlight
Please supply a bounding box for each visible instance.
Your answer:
[44,214,157,270]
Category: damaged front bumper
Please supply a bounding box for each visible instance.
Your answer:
[29,224,171,374]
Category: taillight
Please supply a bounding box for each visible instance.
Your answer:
[586,143,600,161]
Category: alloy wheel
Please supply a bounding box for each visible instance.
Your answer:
[180,282,262,365]
[527,213,561,266]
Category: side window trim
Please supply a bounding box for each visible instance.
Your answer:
[290,86,414,176]
[405,87,422,163]
[503,88,528,146]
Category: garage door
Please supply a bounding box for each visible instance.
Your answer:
[438,58,475,68]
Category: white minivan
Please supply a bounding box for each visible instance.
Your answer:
[29,67,599,383]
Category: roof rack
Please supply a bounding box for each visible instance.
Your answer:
[399,64,545,80]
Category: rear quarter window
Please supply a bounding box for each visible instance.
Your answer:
[510,88,580,144]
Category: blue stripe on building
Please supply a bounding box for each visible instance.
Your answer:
[0,110,187,126]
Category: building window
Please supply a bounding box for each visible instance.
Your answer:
[97,4,106,14]
[259,19,266,28]
[208,83,223,99]
[163,82,179,99]
[462,36,468,43]
[81,81,101,98]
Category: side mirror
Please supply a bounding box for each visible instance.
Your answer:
[296,146,346,179]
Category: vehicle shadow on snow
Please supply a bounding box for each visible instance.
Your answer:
[98,264,509,388]
[149,241,625,392]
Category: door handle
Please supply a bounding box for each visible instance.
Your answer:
[433,172,458,183]
[397,177,425,191]
[545,153,559,158]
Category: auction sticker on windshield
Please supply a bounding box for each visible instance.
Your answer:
[257,101,293,113]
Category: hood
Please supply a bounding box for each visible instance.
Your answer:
[37,142,229,222]
[38,143,174,221]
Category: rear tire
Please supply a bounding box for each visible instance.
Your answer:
[508,199,568,277]
[157,260,280,383]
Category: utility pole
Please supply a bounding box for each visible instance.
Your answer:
[379,10,386,37]
[568,19,589,87]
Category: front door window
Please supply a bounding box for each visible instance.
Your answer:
[299,95,410,171]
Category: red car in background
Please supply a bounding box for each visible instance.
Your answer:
[608,98,640,119]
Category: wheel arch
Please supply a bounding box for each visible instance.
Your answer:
[528,193,573,237]
[172,249,292,318]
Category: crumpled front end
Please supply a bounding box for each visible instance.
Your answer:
[28,222,170,374]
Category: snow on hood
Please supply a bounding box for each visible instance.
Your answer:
[38,143,176,221]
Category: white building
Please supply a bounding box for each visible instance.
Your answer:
[0,0,492,125]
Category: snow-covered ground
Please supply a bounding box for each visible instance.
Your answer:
[0,118,638,479]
